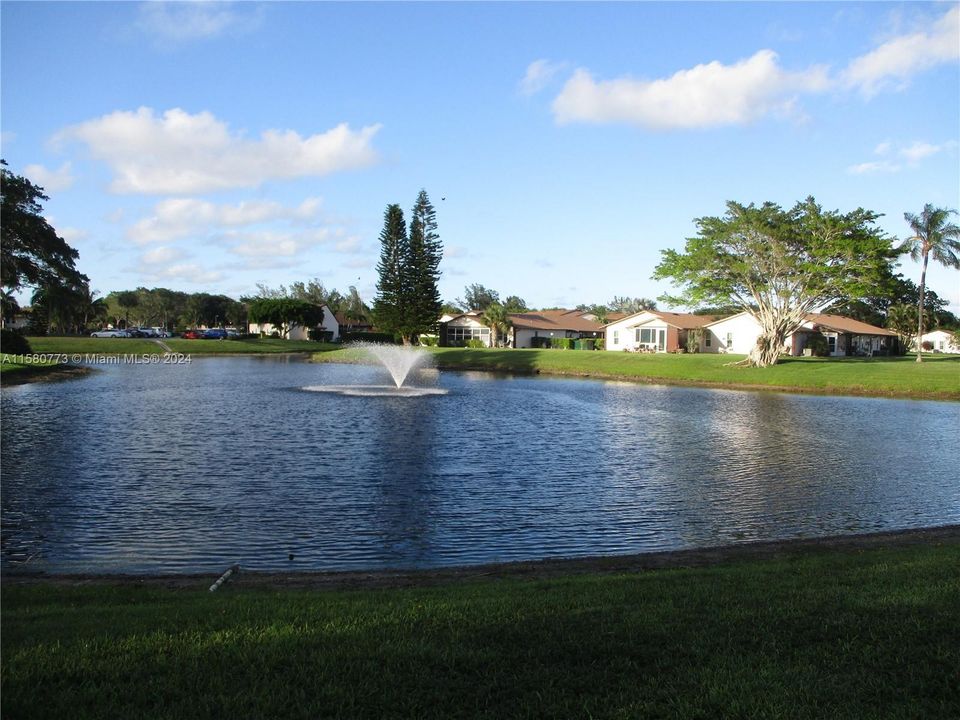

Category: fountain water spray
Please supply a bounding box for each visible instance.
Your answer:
[302,342,448,397]
[353,342,431,388]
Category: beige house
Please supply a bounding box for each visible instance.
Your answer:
[439,311,492,347]
[249,305,340,341]
[508,310,604,348]
[701,312,898,356]
[916,329,960,354]
[604,310,716,352]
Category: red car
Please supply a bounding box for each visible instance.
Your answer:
[181,329,204,339]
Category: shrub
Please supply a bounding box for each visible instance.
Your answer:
[419,335,438,347]
[308,329,334,342]
[921,340,935,351]
[0,329,31,355]
[595,338,605,351]
[465,338,486,349]
[342,331,396,345]
[806,334,830,357]
[530,337,552,349]
[550,338,574,350]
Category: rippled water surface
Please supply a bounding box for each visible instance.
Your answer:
[2,356,958,573]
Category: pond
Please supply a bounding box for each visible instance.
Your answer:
[2,356,958,574]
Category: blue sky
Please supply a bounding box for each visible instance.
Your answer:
[2,1,958,312]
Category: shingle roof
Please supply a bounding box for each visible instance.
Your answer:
[509,309,603,333]
[804,313,898,337]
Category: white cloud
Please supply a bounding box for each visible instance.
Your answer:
[443,245,468,259]
[847,160,900,175]
[899,140,954,163]
[140,246,185,265]
[552,50,829,129]
[60,107,381,194]
[222,229,331,258]
[519,59,567,96]
[334,236,363,254]
[150,262,223,284]
[342,258,371,270]
[136,1,262,44]
[841,7,959,97]
[58,227,89,243]
[23,162,75,192]
[847,138,957,174]
[127,196,324,244]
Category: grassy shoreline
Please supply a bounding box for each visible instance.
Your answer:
[315,346,960,401]
[4,528,958,719]
[24,335,334,355]
[11,338,960,399]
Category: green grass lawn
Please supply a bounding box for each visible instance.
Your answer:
[3,541,958,719]
[315,347,960,400]
[0,352,60,377]
[25,336,335,355]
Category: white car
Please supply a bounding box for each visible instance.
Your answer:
[90,329,130,338]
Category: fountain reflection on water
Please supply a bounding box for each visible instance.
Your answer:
[302,342,448,397]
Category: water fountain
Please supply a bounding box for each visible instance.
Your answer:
[302,342,448,397]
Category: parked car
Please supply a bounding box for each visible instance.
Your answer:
[202,328,228,340]
[125,328,149,338]
[90,329,130,338]
[181,329,204,339]
[150,327,171,338]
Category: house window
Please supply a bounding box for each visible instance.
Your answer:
[726,332,733,348]
[828,336,836,354]
[705,333,711,347]
[637,328,657,344]
[447,326,490,343]
[613,330,619,345]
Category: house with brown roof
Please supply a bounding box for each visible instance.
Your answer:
[702,312,898,356]
[603,310,716,352]
[507,309,604,348]
[439,311,493,347]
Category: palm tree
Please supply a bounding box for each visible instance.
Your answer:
[481,302,511,348]
[899,205,960,362]
[79,287,109,331]
[885,303,918,356]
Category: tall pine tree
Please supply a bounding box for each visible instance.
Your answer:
[407,189,443,341]
[373,204,412,341]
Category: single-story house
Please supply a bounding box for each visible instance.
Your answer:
[701,312,898,357]
[604,310,716,352]
[508,309,604,348]
[335,312,374,335]
[916,329,960,354]
[249,304,340,341]
[439,311,492,347]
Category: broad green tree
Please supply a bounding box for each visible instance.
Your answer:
[653,198,898,367]
[456,284,499,312]
[1,161,87,293]
[607,296,657,314]
[342,285,370,325]
[502,295,529,314]
[373,204,413,342]
[898,205,960,362]
[247,297,323,338]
